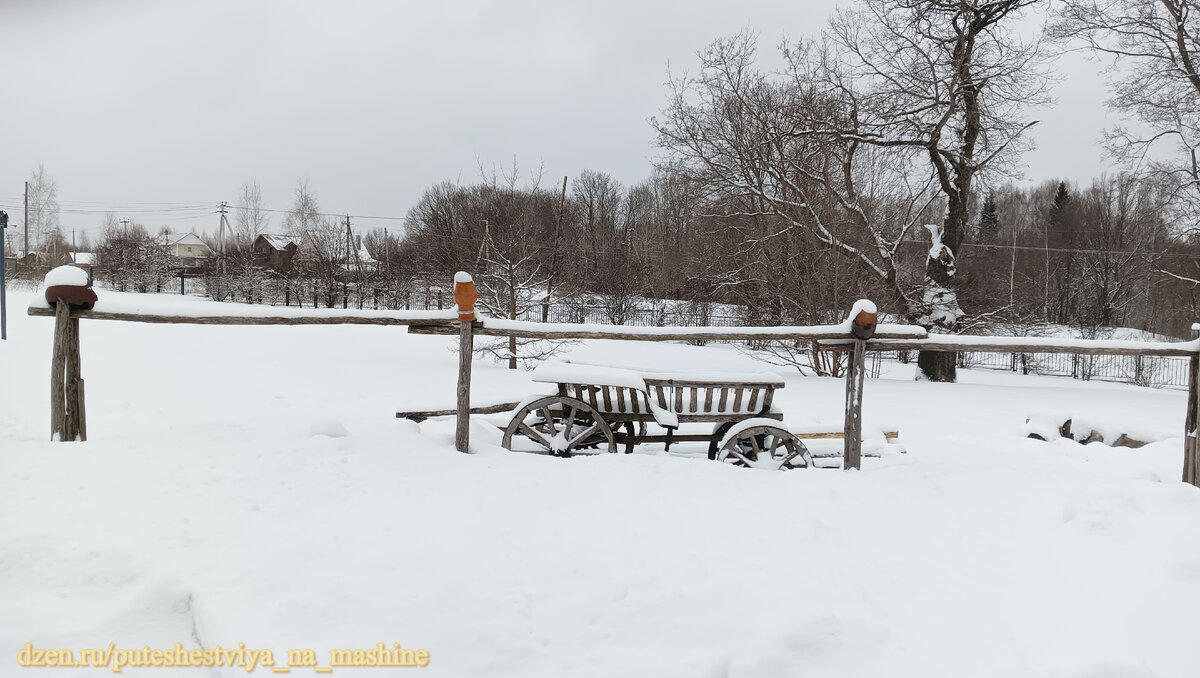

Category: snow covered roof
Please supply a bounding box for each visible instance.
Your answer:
[165,233,208,247]
[257,234,300,250]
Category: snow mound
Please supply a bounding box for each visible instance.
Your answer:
[308,418,349,438]
[454,271,473,283]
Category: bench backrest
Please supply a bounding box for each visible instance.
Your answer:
[557,379,780,416]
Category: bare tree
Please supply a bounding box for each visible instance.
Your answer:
[236,179,270,247]
[27,164,60,253]
[828,0,1048,381]
[283,178,323,236]
[653,33,936,330]
[1054,0,1200,229]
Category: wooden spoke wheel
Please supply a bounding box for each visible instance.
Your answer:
[502,396,616,457]
[717,425,811,470]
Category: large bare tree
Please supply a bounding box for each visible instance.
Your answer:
[828,0,1047,380]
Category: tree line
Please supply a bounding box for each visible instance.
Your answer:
[12,0,1200,382]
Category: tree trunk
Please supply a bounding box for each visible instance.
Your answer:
[917,350,956,382]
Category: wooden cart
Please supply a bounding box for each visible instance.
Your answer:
[501,362,813,470]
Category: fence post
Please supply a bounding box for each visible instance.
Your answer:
[47,286,92,442]
[1185,328,1199,487]
[454,272,477,453]
[843,301,877,470]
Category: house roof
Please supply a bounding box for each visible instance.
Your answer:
[256,234,300,250]
[165,233,209,248]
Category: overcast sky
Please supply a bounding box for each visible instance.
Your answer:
[0,0,1115,241]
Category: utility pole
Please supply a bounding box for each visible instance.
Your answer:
[23,181,29,256]
[1,209,9,340]
[218,202,230,276]
[70,229,77,263]
[383,227,389,268]
[120,217,130,236]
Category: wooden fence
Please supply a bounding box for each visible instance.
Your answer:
[28,271,1200,486]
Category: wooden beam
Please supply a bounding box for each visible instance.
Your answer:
[50,302,67,441]
[397,401,521,422]
[27,306,456,327]
[407,321,926,342]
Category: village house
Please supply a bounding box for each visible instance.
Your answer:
[251,234,300,272]
[163,233,214,265]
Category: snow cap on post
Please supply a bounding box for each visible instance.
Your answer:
[848,299,878,340]
[43,264,96,309]
[453,271,477,322]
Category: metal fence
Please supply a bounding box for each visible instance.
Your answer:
[876,349,1189,389]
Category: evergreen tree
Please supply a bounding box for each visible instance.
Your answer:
[978,193,1000,243]
[1049,182,1070,231]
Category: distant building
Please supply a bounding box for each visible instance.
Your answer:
[252,234,301,272]
[164,233,214,263]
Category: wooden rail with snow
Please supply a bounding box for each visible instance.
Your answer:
[25,265,1200,486]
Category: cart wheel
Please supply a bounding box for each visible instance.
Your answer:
[502,396,616,456]
[718,425,811,470]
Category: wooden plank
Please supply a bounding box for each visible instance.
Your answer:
[455,321,473,453]
[762,386,775,412]
[674,384,683,412]
[844,339,867,470]
[795,431,899,440]
[76,378,87,442]
[27,306,458,327]
[656,386,668,410]
[50,302,67,441]
[747,387,760,412]
[464,325,928,342]
[733,388,744,412]
[64,316,80,441]
[616,387,627,413]
[601,385,613,412]
[689,387,698,413]
[397,401,521,422]
[644,377,786,388]
[719,387,729,412]
[704,387,714,412]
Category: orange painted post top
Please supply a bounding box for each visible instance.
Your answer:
[848,300,878,340]
[454,272,477,323]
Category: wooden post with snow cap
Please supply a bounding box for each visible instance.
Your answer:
[44,265,97,442]
[454,272,477,453]
[843,300,877,470]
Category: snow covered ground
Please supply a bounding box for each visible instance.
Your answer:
[3,288,1200,677]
